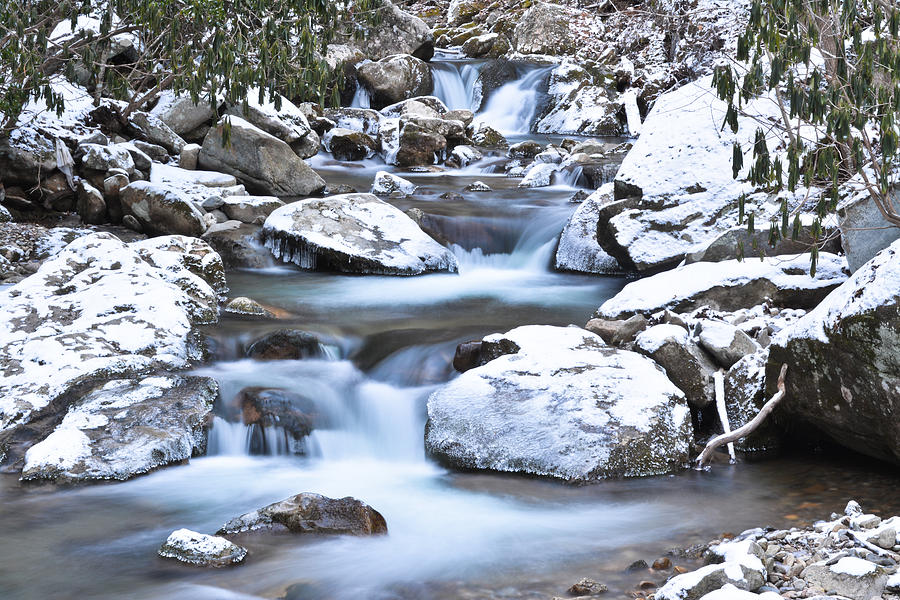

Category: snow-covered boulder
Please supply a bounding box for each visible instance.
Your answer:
[77,143,135,174]
[261,193,458,275]
[150,163,237,188]
[346,0,433,61]
[518,162,558,188]
[158,529,247,568]
[768,238,900,465]
[801,557,888,600]
[217,492,388,536]
[150,91,218,137]
[225,88,312,144]
[220,196,284,225]
[199,117,325,197]
[599,76,788,272]
[129,111,187,154]
[697,319,760,369]
[554,185,621,274]
[323,107,383,137]
[535,62,623,136]
[424,325,693,482]
[512,2,587,55]
[322,127,378,161]
[120,181,208,237]
[656,539,767,600]
[635,324,717,409]
[371,171,417,197]
[595,253,849,320]
[357,54,434,109]
[20,375,217,483]
[0,233,222,472]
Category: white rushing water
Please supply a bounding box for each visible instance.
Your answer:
[430,61,483,111]
[476,66,554,135]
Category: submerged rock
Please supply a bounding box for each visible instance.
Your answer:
[158,529,247,568]
[768,238,900,465]
[224,296,275,318]
[261,193,458,275]
[20,375,217,483]
[425,325,693,482]
[199,117,325,196]
[595,253,848,320]
[245,329,324,360]
[237,387,317,454]
[554,185,621,274]
[217,492,388,536]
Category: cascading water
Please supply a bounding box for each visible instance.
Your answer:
[476,65,554,135]
[430,61,483,111]
[350,84,371,109]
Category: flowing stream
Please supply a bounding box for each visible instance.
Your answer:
[2,55,900,600]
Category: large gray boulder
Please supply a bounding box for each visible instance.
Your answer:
[554,185,621,274]
[217,492,388,536]
[512,2,585,55]
[838,181,900,272]
[199,117,325,196]
[595,253,848,320]
[635,324,717,409]
[120,181,207,237]
[150,91,218,137]
[129,111,187,154]
[20,375,217,482]
[357,55,434,108]
[0,234,222,474]
[224,89,313,145]
[347,0,433,61]
[767,238,900,464]
[261,193,457,275]
[425,325,693,482]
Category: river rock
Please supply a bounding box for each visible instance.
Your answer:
[801,557,887,600]
[120,181,207,237]
[322,128,378,161]
[685,224,840,265]
[237,387,317,454]
[462,33,501,58]
[20,375,217,482]
[225,89,312,144]
[585,315,648,346]
[224,297,274,318]
[129,111,187,154]
[217,492,388,536]
[518,163,558,188]
[77,143,135,174]
[199,117,326,196]
[449,145,481,167]
[767,238,900,464]
[595,253,849,320]
[323,107,383,137]
[221,196,284,225]
[425,325,693,482]
[380,96,449,118]
[635,324,717,409]
[725,351,782,454]
[371,171,417,197]
[202,220,270,269]
[0,234,220,471]
[656,539,767,600]
[262,194,457,275]
[158,529,247,568]
[838,178,900,273]
[599,76,790,272]
[347,0,433,61]
[471,124,508,148]
[512,1,585,55]
[396,122,447,166]
[357,55,434,109]
[536,61,624,136]
[697,320,761,369]
[554,185,621,274]
[76,180,107,225]
[150,91,218,137]
[150,163,237,188]
[245,329,324,360]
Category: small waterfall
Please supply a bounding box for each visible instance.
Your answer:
[207,416,309,456]
[431,62,482,111]
[555,165,584,188]
[350,85,371,109]
[476,66,554,135]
